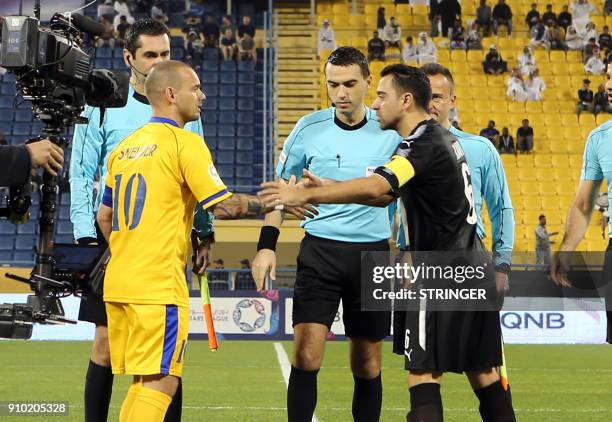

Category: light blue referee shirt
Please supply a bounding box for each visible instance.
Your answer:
[69,86,210,241]
[581,120,612,235]
[391,126,515,266]
[277,106,403,243]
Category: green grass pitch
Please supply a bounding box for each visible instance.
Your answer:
[0,341,611,421]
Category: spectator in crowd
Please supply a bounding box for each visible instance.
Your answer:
[585,50,607,74]
[115,15,131,46]
[493,0,513,36]
[113,0,134,29]
[525,3,540,29]
[185,31,204,66]
[566,25,583,49]
[582,22,598,45]
[594,83,612,114]
[480,120,500,146]
[429,0,442,36]
[235,259,256,290]
[571,0,595,33]
[220,27,237,61]
[238,33,256,63]
[182,16,202,38]
[599,26,612,50]
[542,4,557,25]
[317,19,336,56]
[577,78,595,114]
[97,15,115,48]
[383,16,402,53]
[507,67,529,101]
[518,46,537,75]
[498,127,515,154]
[221,14,236,35]
[558,5,573,30]
[208,259,230,284]
[584,37,599,61]
[467,22,483,49]
[606,0,612,16]
[516,119,534,153]
[417,32,437,63]
[530,19,551,49]
[368,30,386,61]
[525,68,547,100]
[238,15,256,39]
[535,215,557,269]
[549,22,567,50]
[476,0,493,36]
[377,7,386,31]
[450,19,467,49]
[151,1,168,24]
[402,36,419,63]
[98,0,115,20]
[439,0,462,37]
[483,45,508,74]
[202,15,221,48]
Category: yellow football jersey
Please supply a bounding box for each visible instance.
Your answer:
[102,117,232,307]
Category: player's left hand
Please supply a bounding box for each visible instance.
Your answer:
[495,271,509,300]
[551,250,572,287]
[194,238,213,275]
[259,176,309,208]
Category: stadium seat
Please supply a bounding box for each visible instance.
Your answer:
[217,138,235,150]
[218,125,235,137]
[0,96,12,108]
[238,99,254,110]
[236,165,254,178]
[237,125,254,137]
[170,47,184,60]
[237,138,254,150]
[578,114,596,127]
[216,151,234,164]
[549,51,565,63]
[12,123,30,135]
[220,73,237,84]
[202,111,218,124]
[219,99,236,110]
[523,195,542,210]
[1,83,16,96]
[220,61,237,72]
[236,152,253,164]
[219,85,237,97]
[201,72,219,84]
[203,85,219,97]
[237,111,254,124]
[518,167,537,180]
[17,221,36,235]
[203,125,217,137]
[534,155,552,168]
[237,85,255,97]
[15,110,31,122]
[202,60,219,71]
[0,111,14,122]
[218,111,236,124]
[203,49,219,60]
[450,50,466,62]
[238,61,255,72]
[57,221,73,235]
[15,235,35,250]
[97,46,112,58]
[238,73,255,85]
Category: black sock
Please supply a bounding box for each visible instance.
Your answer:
[163,378,182,422]
[474,381,516,422]
[504,384,513,408]
[287,366,319,422]
[352,373,382,422]
[407,383,443,422]
[84,360,114,422]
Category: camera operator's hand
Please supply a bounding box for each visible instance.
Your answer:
[26,140,64,176]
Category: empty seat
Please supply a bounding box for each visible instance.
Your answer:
[17,221,37,234]
[97,46,112,58]
[1,83,16,96]
[218,111,236,124]
[95,58,111,68]
[205,137,217,150]
[237,111,254,124]
[220,72,237,85]
[236,152,253,164]
[237,99,254,110]
[218,125,235,137]
[203,48,219,60]
[219,85,236,97]
[202,60,219,71]
[203,84,218,97]
[238,73,255,85]
[203,98,218,110]
[237,85,254,97]
[216,151,234,164]
[220,61,237,72]
[170,36,184,47]
[237,138,254,150]
[113,47,124,57]
[237,125,254,137]
[202,125,217,137]
[201,72,219,84]
[0,96,13,108]
[236,165,254,178]
[56,220,73,234]
[15,110,31,122]
[112,58,127,69]
[238,61,255,72]
[15,235,36,250]
[202,111,218,124]
[219,99,236,110]
[0,111,14,122]
[0,251,13,261]
[0,235,13,250]
[12,123,30,135]
[170,47,184,60]
[216,138,235,150]
[13,252,34,262]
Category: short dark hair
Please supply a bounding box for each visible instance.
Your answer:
[326,47,370,78]
[381,64,431,109]
[125,18,170,55]
[539,214,545,220]
[420,62,455,89]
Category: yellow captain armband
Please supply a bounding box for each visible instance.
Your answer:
[382,155,415,187]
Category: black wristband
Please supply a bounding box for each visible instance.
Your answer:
[198,231,215,244]
[494,263,511,274]
[257,225,280,251]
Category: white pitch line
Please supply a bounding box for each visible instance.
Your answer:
[274,342,320,422]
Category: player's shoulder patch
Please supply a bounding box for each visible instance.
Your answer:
[208,164,224,186]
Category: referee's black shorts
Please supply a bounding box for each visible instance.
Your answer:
[292,233,391,340]
[77,223,107,325]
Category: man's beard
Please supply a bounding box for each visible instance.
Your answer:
[379,114,402,132]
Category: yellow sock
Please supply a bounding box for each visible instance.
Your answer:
[120,382,143,422]
[127,386,172,422]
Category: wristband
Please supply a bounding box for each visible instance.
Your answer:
[494,263,511,274]
[257,225,280,251]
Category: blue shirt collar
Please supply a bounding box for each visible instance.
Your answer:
[150,117,179,127]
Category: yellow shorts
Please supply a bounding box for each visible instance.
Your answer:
[105,302,189,377]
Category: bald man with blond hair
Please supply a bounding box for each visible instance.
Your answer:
[96,60,279,421]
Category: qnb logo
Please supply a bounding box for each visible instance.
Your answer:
[501,312,565,330]
[232,299,266,332]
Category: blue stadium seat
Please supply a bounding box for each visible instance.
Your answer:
[170,36,184,48]
[238,61,255,72]
[219,111,236,124]
[217,138,235,150]
[238,73,255,85]
[31,122,43,134]
[236,152,253,164]
[203,125,217,137]
[0,96,13,108]
[12,123,30,135]
[208,281,229,291]
[236,112,254,124]
[205,137,217,150]
[11,135,29,145]
[217,164,234,178]
[55,235,74,244]
[201,72,219,84]
[237,85,254,97]
[59,206,70,220]
[17,221,37,234]
[236,165,254,178]
[113,47,124,58]
[220,61,237,72]
[220,72,237,84]
[1,83,16,96]
[0,251,13,261]
[113,58,127,69]
[15,235,36,251]
[171,47,185,60]
[219,99,236,110]
[235,178,253,187]
[97,46,112,58]
[203,48,219,60]
[202,60,219,71]
[0,111,14,122]
[0,122,11,133]
[0,221,15,235]
[16,97,31,109]
[57,220,73,234]
[95,58,112,68]
[236,138,253,150]
[15,110,31,122]
[203,98,218,110]
[216,151,234,164]
[218,125,235,137]
[13,252,34,262]
[219,85,236,97]
[237,125,254,137]
[2,73,16,83]
[203,85,218,97]
[237,99,254,111]
[202,111,218,124]
[60,193,71,205]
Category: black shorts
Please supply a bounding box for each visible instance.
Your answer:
[77,224,108,325]
[392,309,502,372]
[292,233,391,340]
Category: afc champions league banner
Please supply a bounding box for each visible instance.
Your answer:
[0,292,607,343]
